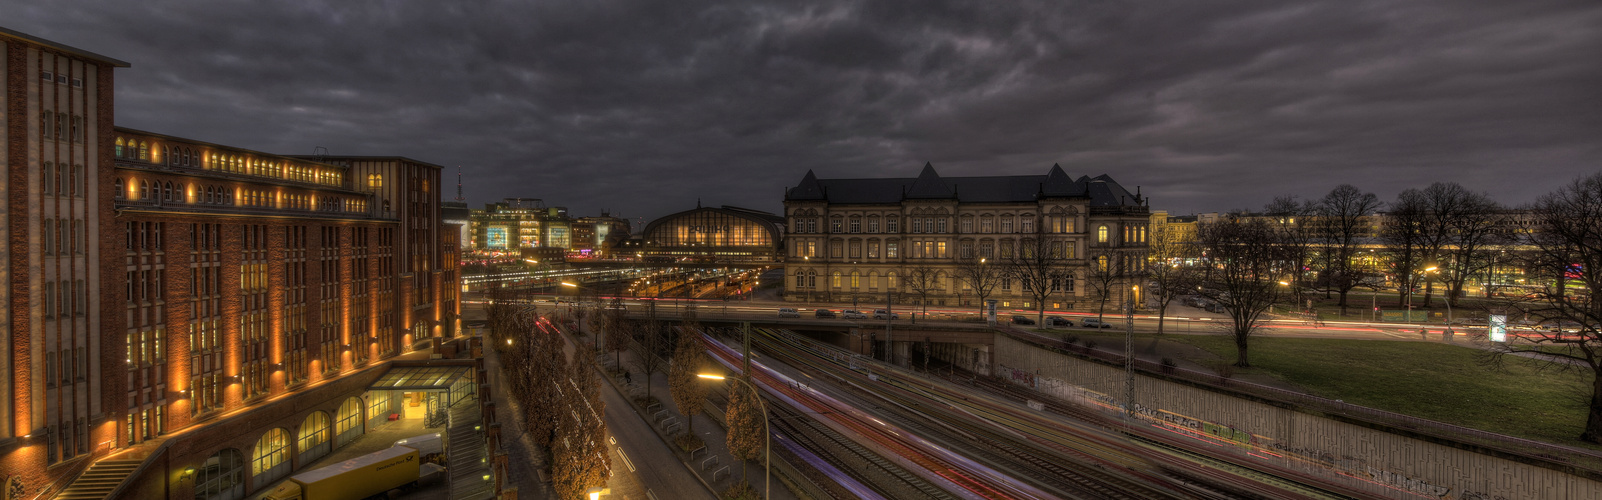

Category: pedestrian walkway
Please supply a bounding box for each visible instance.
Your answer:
[482,336,551,500]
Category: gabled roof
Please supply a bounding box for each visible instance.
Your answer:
[785,163,1145,207]
[904,162,954,199]
[786,170,826,200]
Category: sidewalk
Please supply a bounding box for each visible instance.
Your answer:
[479,314,551,499]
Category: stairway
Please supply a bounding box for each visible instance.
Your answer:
[446,394,493,500]
[52,459,143,500]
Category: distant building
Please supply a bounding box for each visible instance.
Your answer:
[639,205,785,263]
[442,201,471,250]
[783,163,1152,309]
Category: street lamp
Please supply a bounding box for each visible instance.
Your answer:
[698,373,768,500]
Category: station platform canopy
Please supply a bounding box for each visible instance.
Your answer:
[369,365,473,391]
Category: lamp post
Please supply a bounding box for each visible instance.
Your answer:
[698,373,768,500]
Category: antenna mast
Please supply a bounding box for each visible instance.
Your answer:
[455,166,465,201]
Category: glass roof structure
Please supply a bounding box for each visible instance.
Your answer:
[369,365,472,391]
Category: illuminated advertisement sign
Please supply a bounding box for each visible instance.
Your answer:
[486,227,509,249]
[1489,314,1507,343]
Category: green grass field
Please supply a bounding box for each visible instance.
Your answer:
[1069,331,1599,450]
[1180,336,1597,449]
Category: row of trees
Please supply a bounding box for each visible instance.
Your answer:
[1174,174,1602,444]
[895,229,1145,327]
[485,291,611,499]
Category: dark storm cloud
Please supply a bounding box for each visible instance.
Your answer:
[6,0,1600,220]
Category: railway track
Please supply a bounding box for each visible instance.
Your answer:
[765,402,957,500]
[747,327,1191,500]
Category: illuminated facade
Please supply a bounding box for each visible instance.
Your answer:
[640,205,784,263]
[783,163,1151,308]
[2,28,461,500]
[1,27,127,493]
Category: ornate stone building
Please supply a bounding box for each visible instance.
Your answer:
[783,163,1151,310]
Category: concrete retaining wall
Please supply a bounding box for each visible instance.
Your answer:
[993,334,1602,500]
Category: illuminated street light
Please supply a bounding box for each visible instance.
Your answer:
[698,373,769,499]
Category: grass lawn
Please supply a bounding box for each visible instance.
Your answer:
[1165,335,1598,450]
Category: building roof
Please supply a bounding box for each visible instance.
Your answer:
[785,163,1146,207]
[0,27,130,67]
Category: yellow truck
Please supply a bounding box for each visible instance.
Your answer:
[260,446,445,500]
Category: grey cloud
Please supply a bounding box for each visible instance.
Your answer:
[4,0,1599,220]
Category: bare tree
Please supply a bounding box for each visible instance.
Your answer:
[1438,189,1505,308]
[1195,217,1291,368]
[668,313,709,433]
[1494,173,1602,443]
[1383,189,1430,310]
[1262,195,1319,309]
[953,256,1004,318]
[1317,184,1383,315]
[1146,222,1203,334]
[904,264,942,324]
[1084,251,1121,323]
[1005,228,1068,326]
[634,301,666,399]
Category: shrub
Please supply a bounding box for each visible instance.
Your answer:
[722,481,760,500]
[672,433,705,453]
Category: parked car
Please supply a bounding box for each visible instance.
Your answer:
[777,307,800,318]
[1010,315,1035,325]
[1044,316,1073,327]
[1081,318,1112,328]
[814,309,837,319]
[873,309,900,320]
[841,309,868,319]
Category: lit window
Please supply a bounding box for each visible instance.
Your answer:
[1097,225,1108,243]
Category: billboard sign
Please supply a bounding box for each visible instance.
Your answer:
[486,227,509,249]
[1489,314,1507,343]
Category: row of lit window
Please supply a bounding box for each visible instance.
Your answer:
[115,136,345,187]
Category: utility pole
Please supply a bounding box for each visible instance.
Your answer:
[884,288,893,364]
[1124,294,1135,422]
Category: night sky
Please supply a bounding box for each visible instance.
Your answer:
[8,1,1600,223]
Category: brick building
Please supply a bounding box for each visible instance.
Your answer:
[3,28,462,499]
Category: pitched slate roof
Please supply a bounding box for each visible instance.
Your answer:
[785,163,1144,207]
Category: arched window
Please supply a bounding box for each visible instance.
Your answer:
[367,174,383,190]
[831,271,842,288]
[205,186,215,204]
[138,141,149,161]
[251,428,291,485]
[193,448,246,500]
[794,270,805,288]
[1097,225,1108,243]
[887,272,898,289]
[806,270,816,288]
[42,162,53,195]
[850,271,860,289]
[335,397,364,449]
[297,411,332,465]
[139,180,149,200]
[163,182,174,202]
[113,178,124,200]
[1097,255,1109,272]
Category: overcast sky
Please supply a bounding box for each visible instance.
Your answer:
[8,0,1600,223]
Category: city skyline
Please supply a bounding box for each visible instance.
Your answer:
[6,0,1599,221]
